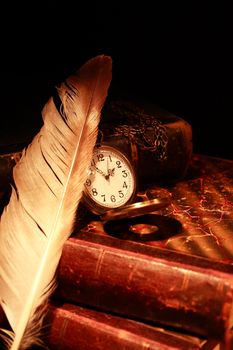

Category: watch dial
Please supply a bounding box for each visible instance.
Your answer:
[84,146,135,210]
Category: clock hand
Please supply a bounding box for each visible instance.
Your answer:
[94,165,107,178]
[94,164,112,181]
[105,158,110,181]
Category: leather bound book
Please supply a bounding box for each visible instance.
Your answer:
[0,100,193,198]
[0,304,219,350]
[46,303,219,350]
[99,99,193,188]
[54,230,233,343]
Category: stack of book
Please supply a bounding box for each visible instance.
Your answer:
[1,108,233,349]
[48,153,233,350]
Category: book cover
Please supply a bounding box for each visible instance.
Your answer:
[145,154,233,262]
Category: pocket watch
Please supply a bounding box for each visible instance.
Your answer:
[82,144,137,215]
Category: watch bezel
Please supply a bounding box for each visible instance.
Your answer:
[82,144,137,215]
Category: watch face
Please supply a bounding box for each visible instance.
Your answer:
[83,145,136,213]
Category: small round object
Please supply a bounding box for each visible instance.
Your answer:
[103,214,182,242]
[82,145,137,215]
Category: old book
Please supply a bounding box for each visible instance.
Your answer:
[0,100,193,201]
[46,303,219,350]
[0,304,219,350]
[54,230,233,343]
[99,99,193,188]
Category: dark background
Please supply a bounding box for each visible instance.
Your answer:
[1,2,232,159]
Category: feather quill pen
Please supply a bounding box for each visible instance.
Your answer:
[0,55,112,349]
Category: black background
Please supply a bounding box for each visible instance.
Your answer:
[1,2,232,159]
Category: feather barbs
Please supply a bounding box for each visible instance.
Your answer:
[0,55,112,349]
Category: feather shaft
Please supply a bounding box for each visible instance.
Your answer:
[0,55,112,349]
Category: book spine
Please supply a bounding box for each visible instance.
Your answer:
[0,304,217,349]
[45,303,210,350]
[55,233,233,340]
